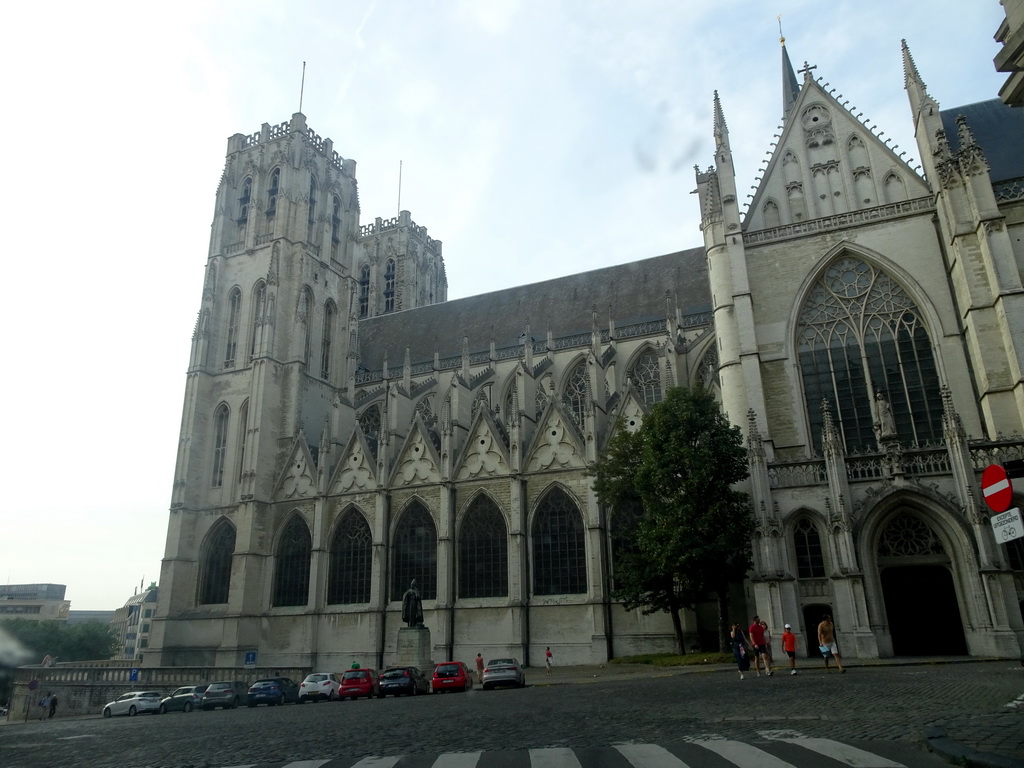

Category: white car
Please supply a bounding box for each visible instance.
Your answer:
[298,672,341,702]
[102,691,163,717]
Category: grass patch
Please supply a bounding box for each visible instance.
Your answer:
[610,652,734,667]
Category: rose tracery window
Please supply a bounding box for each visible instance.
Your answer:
[877,512,945,558]
[798,257,942,452]
[358,404,381,443]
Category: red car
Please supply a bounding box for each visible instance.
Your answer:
[432,661,474,693]
[339,668,383,700]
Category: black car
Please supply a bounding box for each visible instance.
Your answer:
[246,677,299,707]
[379,666,430,697]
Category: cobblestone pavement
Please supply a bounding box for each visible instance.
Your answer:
[1,660,1021,768]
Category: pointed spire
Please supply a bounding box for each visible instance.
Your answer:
[781,35,800,119]
[713,90,730,151]
[956,114,990,176]
[901,39,926,92]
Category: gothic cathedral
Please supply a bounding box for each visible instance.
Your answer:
[150,41,1024,668]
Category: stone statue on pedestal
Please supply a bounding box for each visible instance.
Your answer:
[401,579,424,627]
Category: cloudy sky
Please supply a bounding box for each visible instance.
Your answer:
[1,0,1008,610]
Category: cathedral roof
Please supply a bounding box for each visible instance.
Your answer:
[940,99,1024,183]
[357,246,710,370]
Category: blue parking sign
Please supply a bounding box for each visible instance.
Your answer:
[129,668,139,682]
[244,652,257,669]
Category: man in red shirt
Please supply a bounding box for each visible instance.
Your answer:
[475,653,485,683]
[748,615,773,677]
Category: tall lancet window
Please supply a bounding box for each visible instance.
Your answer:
[248,281,266,364]
[273,515,311,607]
[321,300,335,380]
[384,258,396,313]
[211,403,229,488]
[629,348,662,406]
[798,256,942,452]
[391,502,438,601]
[359,264,370,318]
[564,360,589,428]
[198,520,235,604]
[224,288,241,368]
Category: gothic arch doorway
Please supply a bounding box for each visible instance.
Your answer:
[877,511,967,655]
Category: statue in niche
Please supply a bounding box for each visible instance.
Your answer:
[401,579,424,628]
[874,391,896,439]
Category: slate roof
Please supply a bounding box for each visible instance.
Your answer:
[357,246,710,370]
[941,99,1024,183]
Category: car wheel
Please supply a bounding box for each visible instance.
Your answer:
[128,705,137,717]
[183,702,192,713]
[102,708,111,718]
[158,704,167,714]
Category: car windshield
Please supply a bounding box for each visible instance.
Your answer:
[305,674,328,682]
[488,659,515,666]
[435,664,460,676]
[171,688,190,696]
[381,669,409,679]
[343,671,367,680]
[252,680,278,687]
[140,692,160,698]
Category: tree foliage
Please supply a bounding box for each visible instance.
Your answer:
[0,619,117,663]
[593,385,753,653]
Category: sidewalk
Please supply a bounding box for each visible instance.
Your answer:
[533,656,1024,768]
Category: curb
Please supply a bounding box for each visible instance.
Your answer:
[923,726,1024,768]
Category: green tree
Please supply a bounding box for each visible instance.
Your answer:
[593,385,753,653]
[0,619,117,663]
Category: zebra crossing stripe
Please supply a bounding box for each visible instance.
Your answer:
[614,743,693,766]
[431,753,482,767]
[693,739,796,768]
[768,737,905,767]
[528,747,584,767]
[350,757,401,767]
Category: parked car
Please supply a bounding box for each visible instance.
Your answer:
[201,680,247,710]
[379,666,429,697]
[247,677,299,707]
[339,668,383,700]
[481,658,526,690]
[159,684,208,713]
[102,691,163,717]
[431,661,474,693]
[298,672,341,703]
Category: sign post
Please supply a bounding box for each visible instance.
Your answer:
[991,507,1024,543]
[982,464,1014,513]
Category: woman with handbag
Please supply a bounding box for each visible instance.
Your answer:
[730,622,752,680]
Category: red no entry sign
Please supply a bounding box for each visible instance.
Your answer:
[982,464,1013,512]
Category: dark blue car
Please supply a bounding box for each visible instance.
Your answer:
[246,677,300,707]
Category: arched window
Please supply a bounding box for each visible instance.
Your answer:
[563,360,589,428]
[327,509,372,604]
[321,300,335,380]
[391,502,437,601]
[793,518,826,578]
[458,495,508,599]
[236,399,249,483]
[414,396,434,426]
[238,178,252,222]
[198,520,235,604]
[358,404,381,442]
[267,168,280,215]
[532,487,586,595]
[299,286,313,364]
[359,264,370,318]
[629,348,662,406]
[211,404,229,488]
[248,281,266,364]
[273,515,311,607]
[331,195,342,243]
[763,200,781,228]
[798,257,942,452]
[307,178,318,240]
[384,258,396,313]
[224,287,241,368]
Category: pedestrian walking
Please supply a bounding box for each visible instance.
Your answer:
[545,647,553,676]
[38,693,51,721]
[781,623,799,675]
[760,620,774,666]
[48,693,58,719]
[817,614,845,673]
[350,660,360,669]
[730,623,751,680]
[748,615,773,676]
[475,653,485,683]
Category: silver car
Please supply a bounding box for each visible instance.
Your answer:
[102,691,163,717]
[481,658,526,690]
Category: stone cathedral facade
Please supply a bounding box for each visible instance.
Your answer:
[149,41,1024,669]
